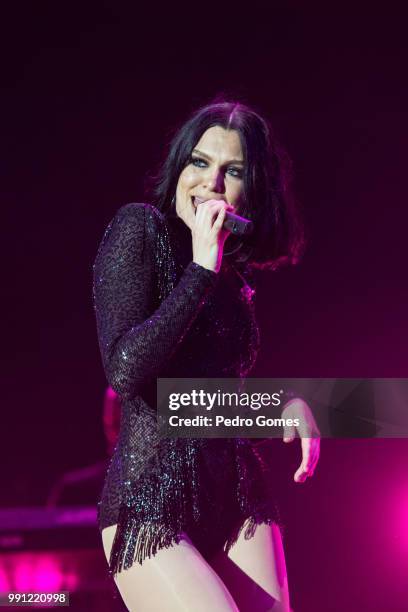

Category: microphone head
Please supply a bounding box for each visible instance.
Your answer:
[223,211,253,236]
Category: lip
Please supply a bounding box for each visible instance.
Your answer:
[191,196,236,216]
[192,196,227,207]
[192,196,207,207]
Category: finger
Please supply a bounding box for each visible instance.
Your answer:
[292,433,321,483]
[295,460,315,482]
[207,201,235,216]
[199,199,227,211]
[296,441,315,481]
[194,207,216,231]
[210,203,230,222]
[308,439,321,474]
[305,437,319,463]
[196,201,227,225]
[300,437,313,467]
[301,440,320,478]
[211,207,228,234]
[203,200,231,206]
[294,465,309,483]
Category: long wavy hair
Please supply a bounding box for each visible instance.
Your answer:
[145,96,305,270]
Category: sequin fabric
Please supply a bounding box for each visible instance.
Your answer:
[92,203,283,577]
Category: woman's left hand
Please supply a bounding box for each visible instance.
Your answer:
[281,398,321,483]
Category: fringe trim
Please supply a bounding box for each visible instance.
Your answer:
[225,438,286,554]
[108,437,285,576]
[108,511,184,576]
[107,438,201,577]
[223,501,286,557]
[224,515,267,556]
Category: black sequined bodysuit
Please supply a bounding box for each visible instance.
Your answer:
[92,203,282,577]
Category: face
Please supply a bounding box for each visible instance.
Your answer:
[175,126,245,230]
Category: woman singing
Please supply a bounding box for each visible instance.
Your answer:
[93,98,320,611]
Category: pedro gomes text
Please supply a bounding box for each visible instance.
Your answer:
[167,390,300,428]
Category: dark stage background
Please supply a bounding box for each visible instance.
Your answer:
[2,3,408,611]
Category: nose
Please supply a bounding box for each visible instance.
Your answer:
[202,167,225,194]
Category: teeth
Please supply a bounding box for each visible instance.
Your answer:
[193,197,206,207]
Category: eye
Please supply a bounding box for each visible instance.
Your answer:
[190,156,207,168]
[227,166,243,178]
[190,156,243,179]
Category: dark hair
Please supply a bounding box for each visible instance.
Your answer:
[145,95,305,270]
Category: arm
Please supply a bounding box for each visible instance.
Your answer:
[92,203,217,400]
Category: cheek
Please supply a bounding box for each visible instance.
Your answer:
[177,168,199,191]
[227,182,244,205]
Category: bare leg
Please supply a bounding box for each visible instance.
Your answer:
[102,524,240,612]
[209,521,291,612]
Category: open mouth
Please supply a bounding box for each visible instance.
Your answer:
[191,196,201,214]
[192,196,206,206]
[191,196,207,213]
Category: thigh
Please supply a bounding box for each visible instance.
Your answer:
[208,521,291,612]
[102,524,239,612]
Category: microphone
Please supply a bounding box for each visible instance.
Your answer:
[192,197,253,236]
[223,210,253,236]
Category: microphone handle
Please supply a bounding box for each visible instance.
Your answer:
[223,211,253,236]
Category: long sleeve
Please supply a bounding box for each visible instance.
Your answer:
[92,203,218,400]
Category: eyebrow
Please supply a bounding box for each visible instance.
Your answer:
[192,148,244,165]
